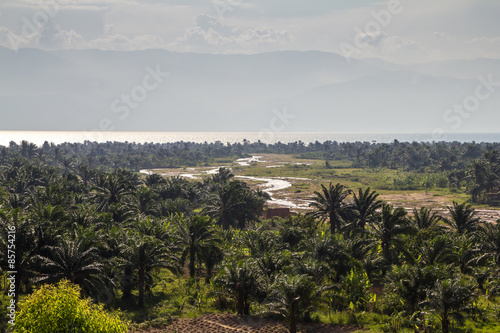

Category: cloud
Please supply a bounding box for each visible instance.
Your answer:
[38,21,86,49]
[173,14,293,53]
[343,30,427,63]
[356,31,416,51]
[0,18,168,51]
[464,36,500,59]
[88,33,166,50]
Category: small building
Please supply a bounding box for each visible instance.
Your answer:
[266,207,291,219]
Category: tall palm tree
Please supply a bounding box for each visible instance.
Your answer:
[215,259,259,315]
[444,202,481,234]
[308,182,352,234]
[204,183,238,230]
[350,187,382,229]
[367,204,413,266]
[119,231,179,307]
[200,244,224,284]
[174,215,220,278]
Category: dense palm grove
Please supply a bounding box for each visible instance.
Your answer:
[0,140,500,332]
[4,139,500,200]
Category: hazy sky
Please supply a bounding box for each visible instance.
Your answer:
[1,0,499,63]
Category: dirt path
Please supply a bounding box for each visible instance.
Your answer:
[131,313,364,333]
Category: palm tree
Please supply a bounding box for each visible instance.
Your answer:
[215,260,259,316]
[444,202,481,234]
[308,182,352,234]
[386,264,449,316]
[467,158,500,202]
[210,167,234,184]
[155,176,190,200]
[132,217,171,242]
[119,231,179,307]
[174,215,220,278]
[204,181,240,230]
[59,157,76,174]
[70,203,98,229]
[245,229,286,257]
[424,278,477,333]
[108,202,137,224]
[266,274,323,333]
[204,180,263,230]
[93,172,134,211]
[308,236,353,283]
[35,237,109,298]
[451,234,480,275]
[0,209,39,298]
[367,204,413,267]
[144,173,166,187]
[200,244,224,284]
[418,235,455,266]
[350,187,382,229]
[410,207,443,231]
[290,256,328,285]
[76,164,95,188]
[477,222,500,267]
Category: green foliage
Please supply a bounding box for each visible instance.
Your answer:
[265,274,321,333]
[2,140,500,332]
[330,268,373,312]
[444,202,481,234]
[307,182,352,234]
[15,280,128,333]
[214,259,260,315]
[423,276,478,333]
[393,172,449,190]
[384,264,449,315]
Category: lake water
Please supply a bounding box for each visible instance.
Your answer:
[1,131,500,146]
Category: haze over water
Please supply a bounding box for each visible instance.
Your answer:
[1,131,500,147]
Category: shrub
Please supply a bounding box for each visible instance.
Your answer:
[15,280,128,333]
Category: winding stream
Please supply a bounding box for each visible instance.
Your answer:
[141,156,312,209]
[142,157,500,219]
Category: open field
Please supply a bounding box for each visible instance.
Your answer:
[143,153,500,222]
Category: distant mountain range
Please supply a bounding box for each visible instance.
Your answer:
[1,46,499,133]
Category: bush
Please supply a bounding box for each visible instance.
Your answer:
[15,280,128,333]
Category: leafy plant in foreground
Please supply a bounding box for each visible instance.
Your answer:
[15,280,128,333]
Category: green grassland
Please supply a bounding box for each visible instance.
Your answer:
[229,154,485,209]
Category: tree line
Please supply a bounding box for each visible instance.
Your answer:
[4,139,500,203]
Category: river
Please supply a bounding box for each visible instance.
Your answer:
[141,156,312,209]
